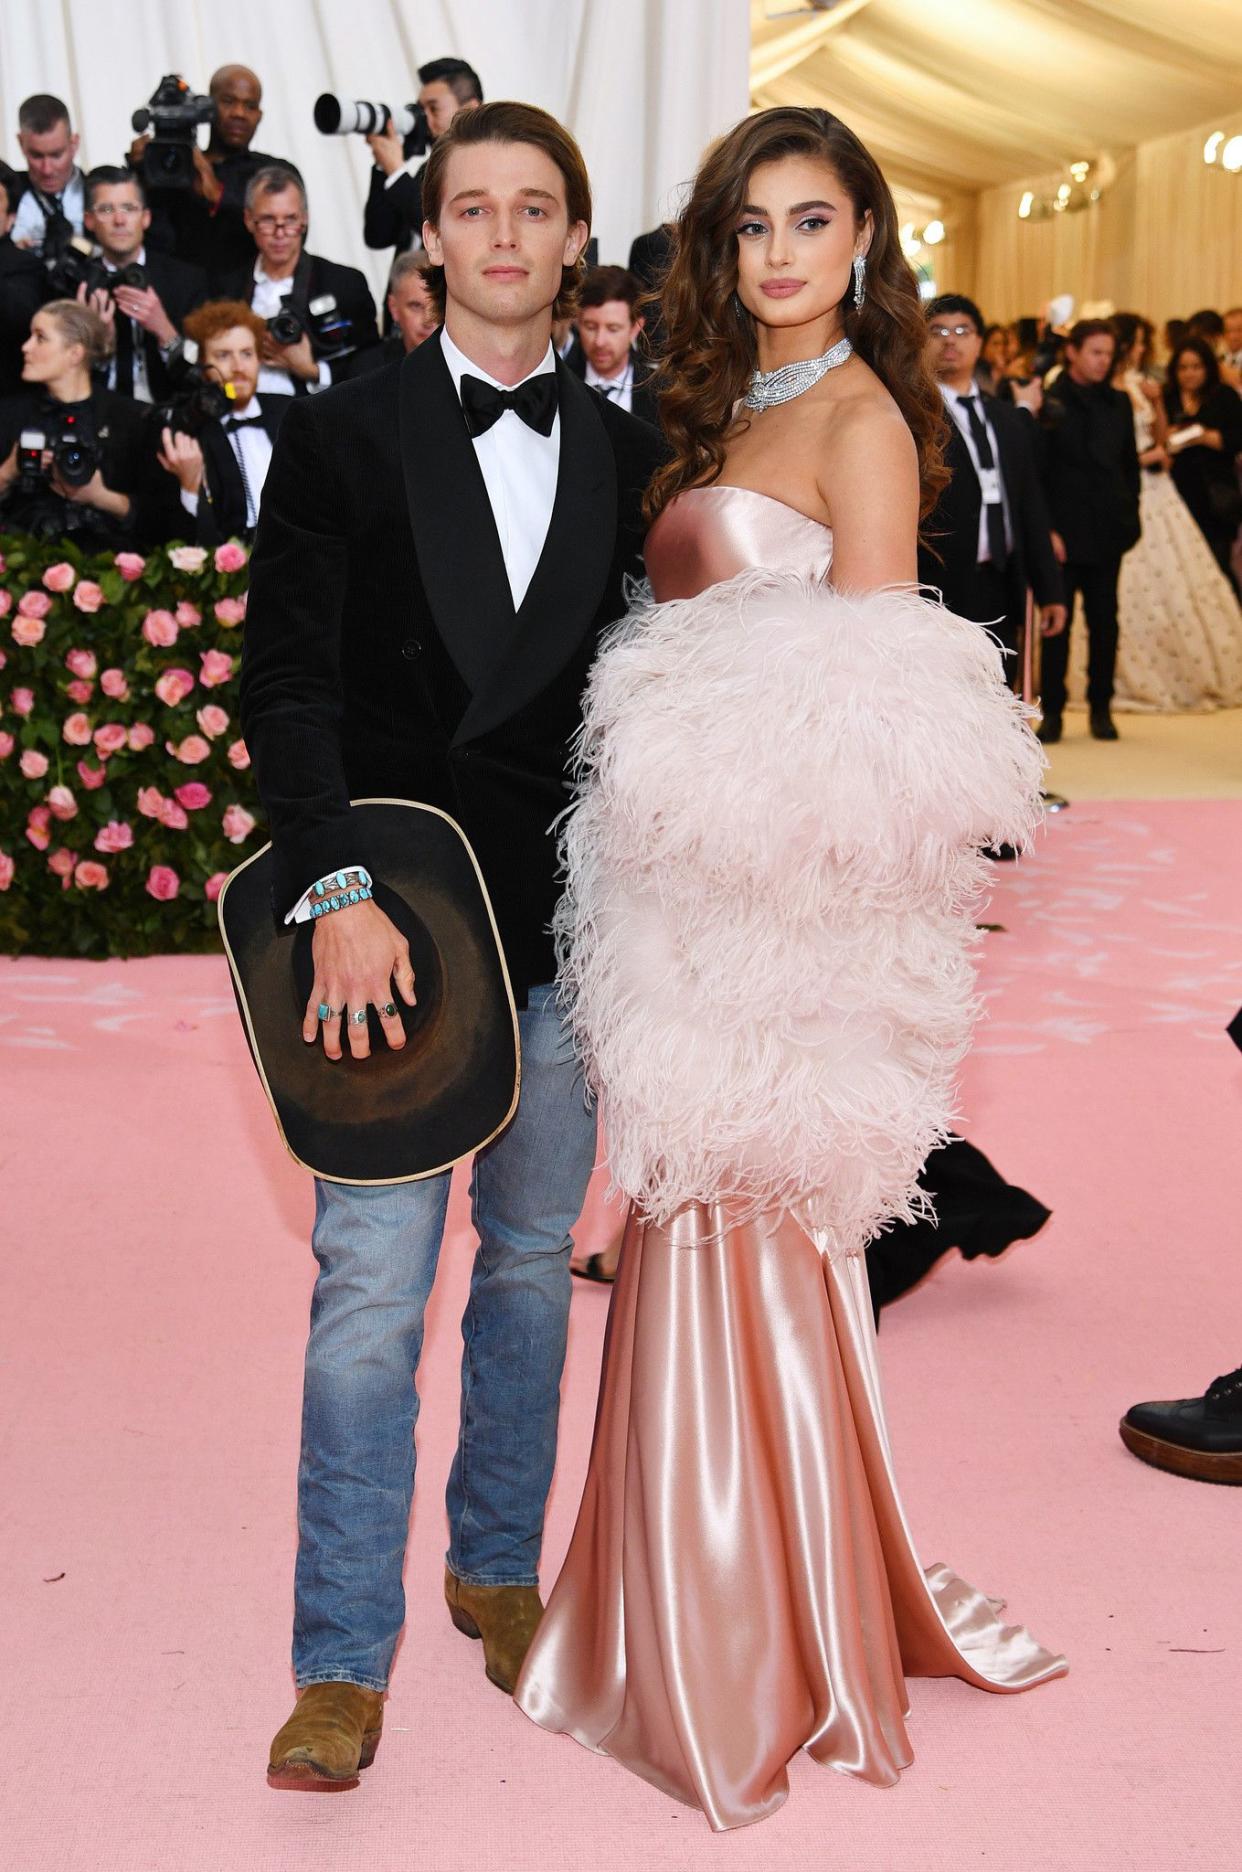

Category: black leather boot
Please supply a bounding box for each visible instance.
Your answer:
[1119,1364,1242,1483]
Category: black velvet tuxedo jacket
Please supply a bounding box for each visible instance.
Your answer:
[919,396,1063,610]
[240,332,666,1000]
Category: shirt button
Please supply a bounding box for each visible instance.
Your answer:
[401,638,422,660]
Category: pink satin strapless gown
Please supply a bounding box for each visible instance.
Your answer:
[514,487,1066,1831]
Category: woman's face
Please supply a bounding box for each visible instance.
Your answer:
[1176,350,1207,396]
[21,311,82,385]
[733,154,869,336]
[982,329,1008,370]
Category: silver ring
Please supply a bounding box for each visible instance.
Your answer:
[350,1008,368,1026]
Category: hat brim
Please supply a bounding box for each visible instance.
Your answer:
[218,799,520,1184]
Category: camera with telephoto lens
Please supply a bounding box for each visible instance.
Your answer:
[314,93,430,157]
[16,417,101,495]
[151,345,234,438]
[133,74,216,190]
[266,296,357,362]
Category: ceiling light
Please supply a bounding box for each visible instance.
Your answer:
[1223,135,1242,173]
[1204,131,1224,164]
[1069,161,1090,183]
[1018,191,1033,219]
[923,219,945,244]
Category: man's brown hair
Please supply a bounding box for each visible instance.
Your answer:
[184,299,268,352]
[578,265,640,316]
[420,100,592,318]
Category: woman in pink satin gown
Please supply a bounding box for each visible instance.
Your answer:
[515,107,1066,1831]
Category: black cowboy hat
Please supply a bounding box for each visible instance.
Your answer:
[218,799,520,1184]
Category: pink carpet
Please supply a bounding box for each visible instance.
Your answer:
[4,798,1241,1871]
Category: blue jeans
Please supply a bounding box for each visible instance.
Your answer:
[292,983,597,1691]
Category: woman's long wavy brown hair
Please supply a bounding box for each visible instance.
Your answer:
[646,108,947,525]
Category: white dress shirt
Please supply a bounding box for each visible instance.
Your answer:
[251,265,332,395]
[12,168,85,252]
[179,396,273,530]
[940,383,1013,564]
[585,355,634,415]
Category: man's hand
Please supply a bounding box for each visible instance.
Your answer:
[0,441,20,495]
[128,132,152,171]
[191,144,224,207]
[1049,528,1067,565]
[1039,602,1067,638]
[157,425,204,494]
[50,466,129,518]
[1010,377,1043,416]
[113,282,178,348]
[77,281,116,329]
[302,898,417,1061]
[365,118,407,178]
[261,329,320,383]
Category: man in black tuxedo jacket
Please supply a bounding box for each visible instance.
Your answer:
[920,295,1065,674]
[362,57,483,257]
[155,301,291,544]
[0,160,49,396]
[244,102,665,1792]
[564,263,659,428]
[212,165,380,394]
[81,167,207,405]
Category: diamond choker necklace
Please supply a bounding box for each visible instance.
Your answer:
[743,336,854,411]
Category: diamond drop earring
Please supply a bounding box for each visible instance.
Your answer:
[852,254,866,310]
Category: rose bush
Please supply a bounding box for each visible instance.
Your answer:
[0,531,265,956]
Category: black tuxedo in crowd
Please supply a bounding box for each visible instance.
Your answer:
[627,223,675,355]
[103,249,208,403]
[918,395,1062,663]
[563,339,659,429]
[0,233,49,396]
[189,392,293,545]
[143,144,293,277]
[240,332,666,999]
[363,156,426,255]
[212,251,381,386]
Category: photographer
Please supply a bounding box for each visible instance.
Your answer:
[362,58,482,256]
[349,251,442,373]
[155,299,291,545]
[212,166,379,394]
[566,265,658,425]
[10,94,86,256]
[79,166,207,404]
[0,161,49,397]
[133,64,290,277]
[0,299,152,553]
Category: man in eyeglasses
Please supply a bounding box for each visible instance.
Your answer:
[920,293,1065,679]
[80,167,207,405]
[210,166,380,396]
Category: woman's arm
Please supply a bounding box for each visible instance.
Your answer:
[817,401,920,591]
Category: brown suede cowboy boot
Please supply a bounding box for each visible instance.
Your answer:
[267,1682,385,1791]
[444,1567,544,1693]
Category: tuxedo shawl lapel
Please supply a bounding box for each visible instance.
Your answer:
[451,361,616,747]
[399,332,515,695]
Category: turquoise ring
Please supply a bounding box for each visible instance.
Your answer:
[350,1008,368,1026]
[317,1002,332,1022]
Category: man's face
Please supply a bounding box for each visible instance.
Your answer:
[579,298,642,380]
[926,312,982,382]
[1224,311,1242,354]
[1068,334,1115,384]
[19,121,79,195]
[212,71,263,151]
[245,186,306,271]
[419,81,471,140]
[85,183,150,261]
[202,326,260,406]
[387,272,439,350]
[423,140,587,330]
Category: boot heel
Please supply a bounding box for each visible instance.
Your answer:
[358,1729,382,1770]
[450,1604,482,1641]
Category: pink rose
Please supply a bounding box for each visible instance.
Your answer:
[137,786,166,819]
[62,713,94,746]
[158,799,189,831]
[42,562,76,594]
[76,760,107,790]
[141,608,179,648]
[74,860,110,891]
[100,668,129,700]
[221,803,257,845]
[11,614,46,648]
[26,806,51,850]
[73,580,105,614]
[65,680,95,705]
[66,648,98,679]
[19,749,49,780]
[154,667,196,707]
[94,820,134,854]
[226,738,250,770]
[115,552,146,581]
[214,541,248,574]
[196,704,229,739]
[198,648,235,688]
[174,601,202,628]
[168,734,210,764]
[174,781,212,811]
[0,730,13,760]
[170,545,208,573]
[204,870,227,902]
[127,723,155,751]
[0,850,13,891]
[145,864,180,901]
[48,846,76,878]
[18,590,53,618]
[0,591,11,617]
[93,722,129,757]
[213,597,246,628]
[47,784,77,822]
[11,687,34,717]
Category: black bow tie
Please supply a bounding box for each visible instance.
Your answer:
[224,414,265,432]
[459,371,557,439]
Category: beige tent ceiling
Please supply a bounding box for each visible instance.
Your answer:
[750,0,1242,200]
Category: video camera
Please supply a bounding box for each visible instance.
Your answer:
[314,94,431,158]
[133,75,216,190]
[15,412,100,496]
[266,295,357,362]
[151,348,234,437]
